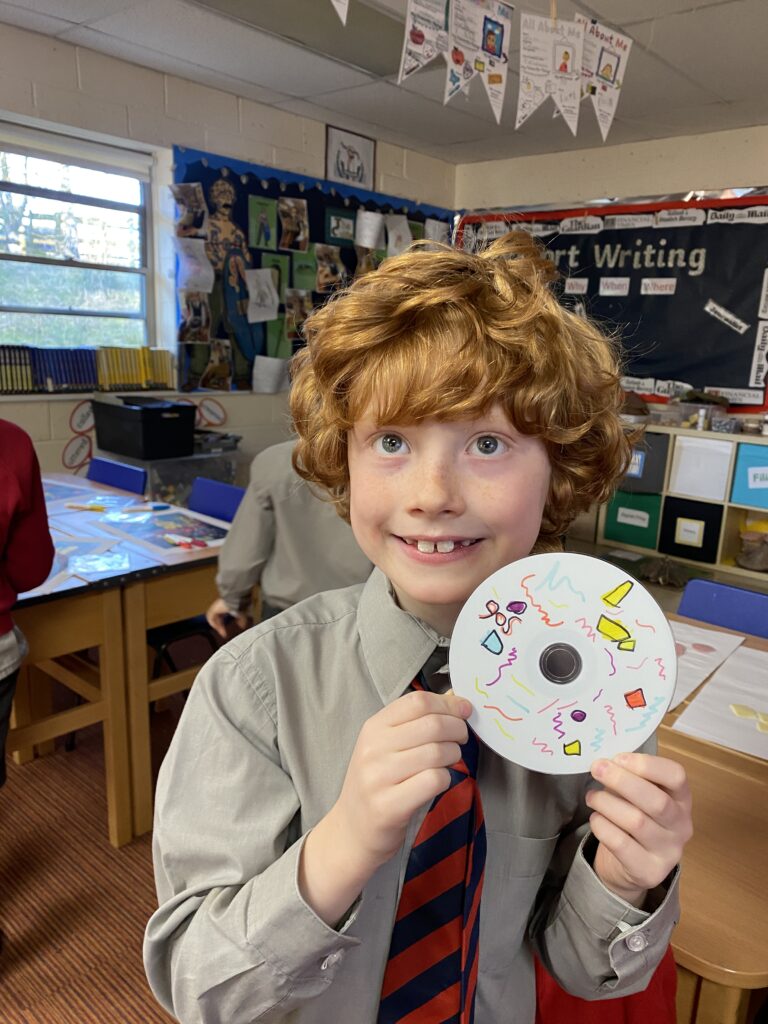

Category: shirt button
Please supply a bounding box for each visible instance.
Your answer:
[625,932,648,952]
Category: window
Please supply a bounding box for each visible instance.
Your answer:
[0,123,154,349]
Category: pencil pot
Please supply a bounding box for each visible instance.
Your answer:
[92,397,195,459]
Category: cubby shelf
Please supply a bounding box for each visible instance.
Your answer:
[597,424,768,584]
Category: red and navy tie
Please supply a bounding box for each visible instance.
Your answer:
[378,676,487,1024]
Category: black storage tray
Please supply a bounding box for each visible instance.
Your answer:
[92,397,195,459]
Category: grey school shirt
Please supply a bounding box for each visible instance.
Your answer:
[145,568,680,1024]
[215,441,372,613]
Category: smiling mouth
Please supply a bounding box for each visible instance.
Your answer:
[400,537,481,554]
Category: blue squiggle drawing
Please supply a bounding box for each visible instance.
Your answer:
[533,560,587,602]
[625,694,666,732]
[590,728,605,751]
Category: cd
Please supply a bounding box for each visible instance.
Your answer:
[449,552,676,774]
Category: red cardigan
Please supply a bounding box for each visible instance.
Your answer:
[0,418,54,636]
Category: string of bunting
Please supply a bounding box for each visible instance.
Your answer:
[330,0,632,140]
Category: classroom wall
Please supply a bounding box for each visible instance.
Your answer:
[0,22,455,208]
[455,126,768,210]
[3,393,293,478]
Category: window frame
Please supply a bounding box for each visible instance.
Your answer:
[0,120,156,349]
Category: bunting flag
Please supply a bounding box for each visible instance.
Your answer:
[399,0,451,83]
[444,0,514,125]
[331,0,349,24]
[515,10,584,135]
[575,13,633,142]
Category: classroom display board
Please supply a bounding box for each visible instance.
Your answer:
[458,198,768,413]
[172,146,454,392]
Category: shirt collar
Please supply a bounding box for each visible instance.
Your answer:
[357,567,449,705]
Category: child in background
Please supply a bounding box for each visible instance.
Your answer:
[145,233,692,1023]
[0,419,54,952]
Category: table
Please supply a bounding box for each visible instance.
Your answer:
[12,474,228,847]
[660,614,768,1024]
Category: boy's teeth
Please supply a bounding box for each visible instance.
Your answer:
[414,539,457,553]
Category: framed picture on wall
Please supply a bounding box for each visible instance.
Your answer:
[326,125,375,191]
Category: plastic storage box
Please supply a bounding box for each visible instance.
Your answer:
[92,397,195,459]
[103,450,243,507]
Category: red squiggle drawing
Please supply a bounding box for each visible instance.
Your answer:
[537,698,559,714]
[627,657,648,671]
[654,657,667,680]
[483,704,523,722]
[635,619,657,633]
[533,738,554,755]
[575,617,597,640]
[521,574,564,627]
[604,703,618,735]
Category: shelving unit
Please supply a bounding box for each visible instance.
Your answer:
[596,424,768,585]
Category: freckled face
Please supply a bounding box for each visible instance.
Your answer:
[347,405,552,636]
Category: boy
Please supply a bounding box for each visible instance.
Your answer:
[145,233,692,1023]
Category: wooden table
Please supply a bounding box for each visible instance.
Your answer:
[660,614,768,1024]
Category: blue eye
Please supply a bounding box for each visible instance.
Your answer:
[475,435,501,455]
[376,433,406,454]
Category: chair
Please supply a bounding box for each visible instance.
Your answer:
[677,578,768,639]
[146,477,245,675]
[86,456,147,495]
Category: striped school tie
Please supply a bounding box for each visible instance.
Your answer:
[378,675,487,1024]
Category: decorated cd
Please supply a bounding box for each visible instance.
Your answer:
[449,552,676,774]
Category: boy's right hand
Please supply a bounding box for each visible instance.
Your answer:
[333,689,472,869]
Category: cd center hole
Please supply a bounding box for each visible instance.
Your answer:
[539,643,582,684]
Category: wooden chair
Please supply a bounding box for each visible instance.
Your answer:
[677,579,768,638]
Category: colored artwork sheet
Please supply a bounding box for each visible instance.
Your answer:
[96,508,228,553]
[450,552,676,774]
[43,480,94,505]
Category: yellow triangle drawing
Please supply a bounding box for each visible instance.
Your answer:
[596,615,631,643]
[563,739,582,756]
[617,639,636,651]
[602,581,633,607]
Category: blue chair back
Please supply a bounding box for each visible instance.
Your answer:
[677,578,768,638]
[188,477,245,523]
[87,456,147,495]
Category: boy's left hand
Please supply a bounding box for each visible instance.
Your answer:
[585,752,693,907]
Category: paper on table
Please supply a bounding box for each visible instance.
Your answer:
[673,645,768,760]
[668,435,733,502]
[669,620,745,708]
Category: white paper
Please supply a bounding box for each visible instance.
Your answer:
[244,268,279,323]
[445,0,514,124]
[174,236,215,293]
[252,353,291,394]
[669,620,745,709]
[575,13,632,142]
[673,645,768,760]
[516,11,584,134]
[399,0,450,82]
[354,209,386,249]
[668,436,733,502]
[424,218,451,244]
[385,214,413,257]
[749,321,768,389]
[330,0,348,24]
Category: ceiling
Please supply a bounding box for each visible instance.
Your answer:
[0,0,766,163]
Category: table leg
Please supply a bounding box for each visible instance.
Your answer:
[99,588,133,848]
[123,581,154,837]
[10,667,34,765]
[694,979,750,1024]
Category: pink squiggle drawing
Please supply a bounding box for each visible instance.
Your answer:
[654,657,667,680]
[604,703,618,735]
[486,648,519,687]
[635,619,656,633]
[604,648,616,677]
[552,712,566,739]
[592,688,604,702]
[627,657,648,671]
[483,704,522,722]
[575,617,597,641]
[521,575,564,627]
[537,698,559,714]
[533,738,554,755]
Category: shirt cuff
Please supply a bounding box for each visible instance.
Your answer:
[245,832,362,986]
